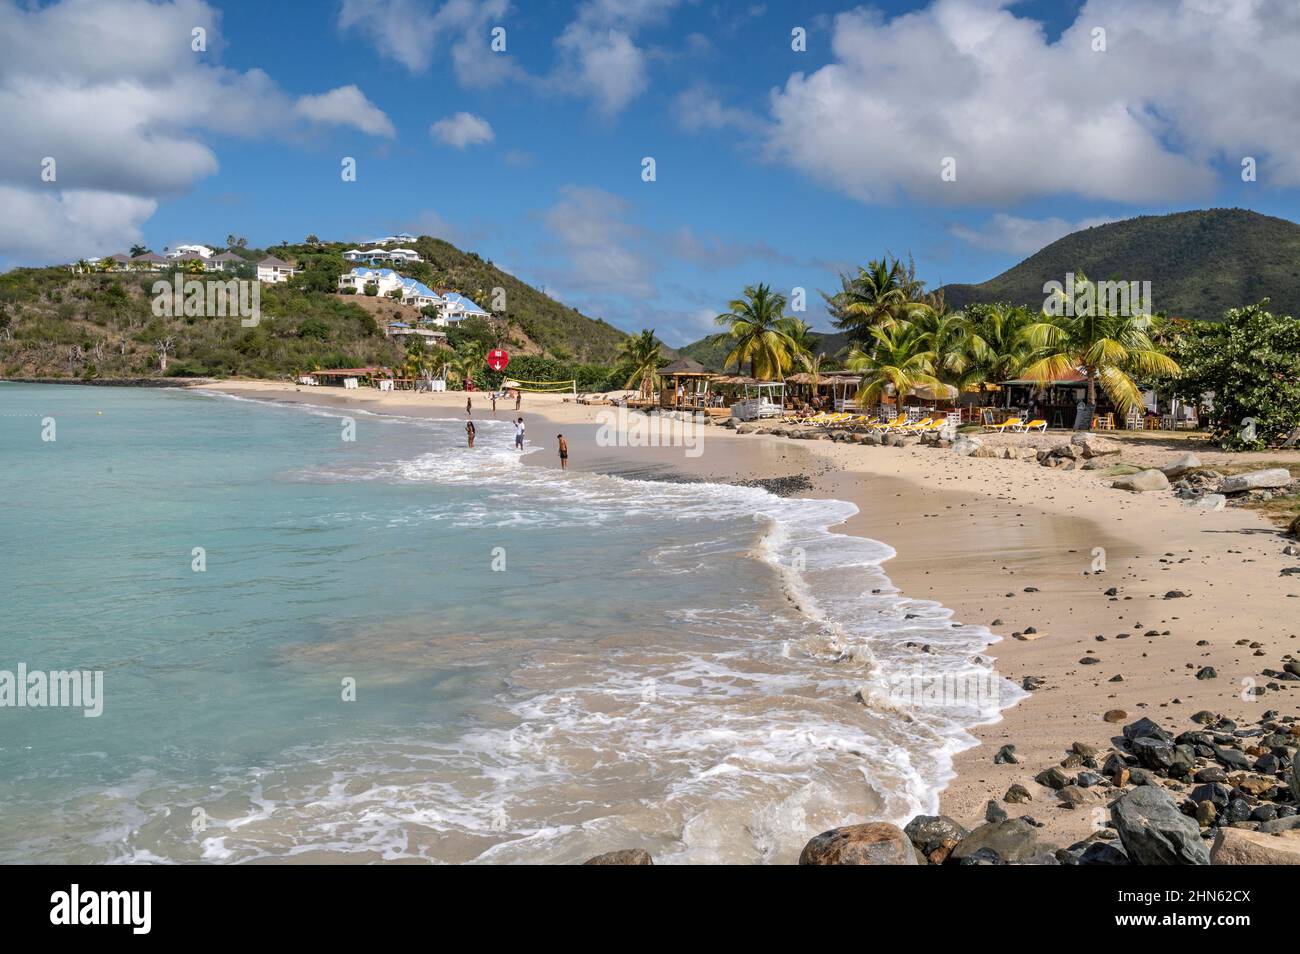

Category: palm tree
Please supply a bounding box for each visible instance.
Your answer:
[962,303,1035,394]
[714,283,794,379]
[826,256,927,344]
[908,301,972,386]
[777,316,818,370]
[845,323,943,406]
[182,258,205,275]
[1022,273,1180,412]
[618,329,662,396]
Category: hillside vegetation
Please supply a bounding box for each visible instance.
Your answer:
[0,236,628,380]
[940,209,1300,321]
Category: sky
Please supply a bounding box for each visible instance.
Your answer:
[3,0,1300,344]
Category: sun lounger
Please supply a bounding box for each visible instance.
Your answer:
[1017,419,1047,433]
[985,417,1022,432]
[871,415,908,431]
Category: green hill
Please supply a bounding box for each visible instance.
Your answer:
[0,236,628,380]
[940,208,1300,321]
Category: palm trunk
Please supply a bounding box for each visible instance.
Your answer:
[1087,369,1097,407]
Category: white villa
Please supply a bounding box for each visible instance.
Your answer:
[338,267,487,327]
[166,244,215,260]
[343,247,422,264]
[257,256,298,283]
[365,233,417,245]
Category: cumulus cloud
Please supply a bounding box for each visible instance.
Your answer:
[674,85,762,134]
[0,0,395,265]
[765,0,1300,206]
[337,0,515,87]
[430,112,495,148]
[539,186,656,298]
[550,0,681,115]
[949,213,1119,256]
[295,85,396,138]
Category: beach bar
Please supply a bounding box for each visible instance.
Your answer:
[654,357,719,411]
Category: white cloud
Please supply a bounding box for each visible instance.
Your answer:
[338,0,515,87]
[0,0,395,265]
[949,214,1119,256]
[539,186,656,298]
[430,112,495,148]
[0,187,157,265]
[295,85,396,138]
[675,85,761,134]
[549,0,681,115]
[765,0,1300,206]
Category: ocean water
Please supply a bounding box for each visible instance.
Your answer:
[0,382,1020,864]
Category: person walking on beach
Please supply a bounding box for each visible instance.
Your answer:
[514,417,525,451]
[466,419,476,448]
[466,395,472,416]
[490,391,497,414]
[514,389,521,412]
[557,434,568,470]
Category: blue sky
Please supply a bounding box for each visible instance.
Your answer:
[4,0,1300,344]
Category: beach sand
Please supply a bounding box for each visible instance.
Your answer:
[201,380,1300,851]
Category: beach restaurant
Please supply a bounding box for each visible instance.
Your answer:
[300,367,390,389]
[651,357,720,411]
[785,371,861,411]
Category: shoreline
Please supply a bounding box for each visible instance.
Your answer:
[170,381,1300,850]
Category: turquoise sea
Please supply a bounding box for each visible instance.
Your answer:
[0,382,1017,863]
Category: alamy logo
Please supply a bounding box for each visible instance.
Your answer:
[50,885,151,934]
[1042,271,1152,317]
[152,271,261,326]
[0,664,104,717]
[594,408,704,458]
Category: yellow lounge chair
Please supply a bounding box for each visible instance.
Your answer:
[987,417,1023,432]
[1017,419,1047,433]
[897,417,933,433]
[872,415,908,431]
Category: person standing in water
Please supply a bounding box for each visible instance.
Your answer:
[557,434,568,470]
[514,417,525,451]
[466,419,476,448]
[466,395,472,416]
[490,391,497,414]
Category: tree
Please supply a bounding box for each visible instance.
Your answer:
[306,234,320,245]
[777,316,818,370]
[1170,304,1300,449]
[1022,271,1179,413]
[846,323,943,406]
[908,301,972,386]
[130,245,148,258]
[825,256,927,345]
[617,328,662,395]
[715,283,794,379]
[183,258,205,275]
[962,302,1035,393]
[155,336,175,373]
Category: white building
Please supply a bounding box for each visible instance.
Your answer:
[167,244,215,260]
[338,266,405,297]
[344,247,422,264]
[437,291,489,325]
[257,256,298,283]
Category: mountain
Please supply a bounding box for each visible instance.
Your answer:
[678,330,853,372]
[940,208,1300,321]
[0,235,628,380]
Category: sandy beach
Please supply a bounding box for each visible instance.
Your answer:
[202,379,1300,852]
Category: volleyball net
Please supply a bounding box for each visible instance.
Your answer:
[501,377,577,394]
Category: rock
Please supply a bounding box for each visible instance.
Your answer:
[1195,666,1217,680]
[1035,767,1071,790]
[1111,786,1211,865]
[1162,452,1202,478]
[1071,433,1121,457]
[985,801,1008,823]
[1195,493,1226,512]
[1075,841,1132,865]
[1219,468,1293,493]
[1210,828,1300,865]
[1058,785,1088,809]
[903,815,969,865]
[1004,783,1032,804]
[1124,717,1174,744]
[799,822,919,865]
[1112,469,1171,493]
[951,436,983,456]
[994,744,1019,764]
[1258,816,1300,833]
[583,849,654,865]
[1103,709,1128,723]
[951,819,1043,864]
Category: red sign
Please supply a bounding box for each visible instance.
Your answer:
[487,349,510,372]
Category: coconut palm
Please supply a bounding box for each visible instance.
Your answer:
[1022,273,1180,413]
[826,256,928,345]
[962,303,1035,393]
[618,328,662,396]
[908,302,972,386]
[714,283,794,379]
[845,323,943,405]
[777,316,818,370]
